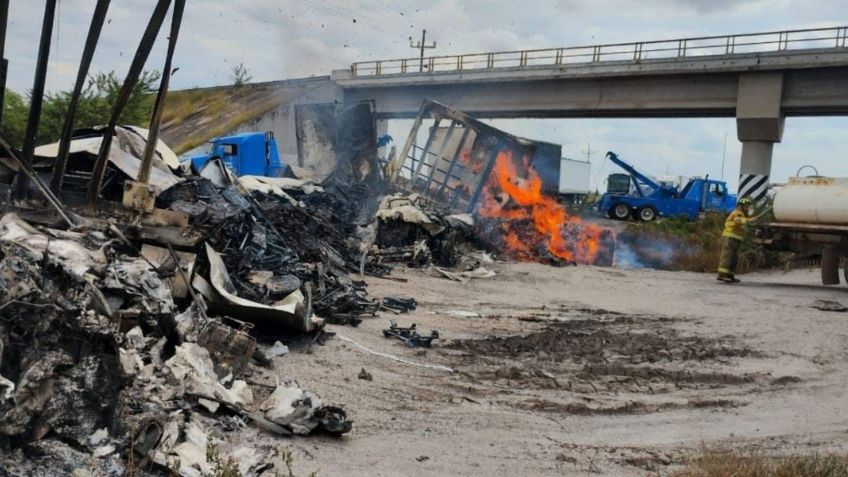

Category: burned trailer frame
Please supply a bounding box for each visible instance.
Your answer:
[387,99,561,213]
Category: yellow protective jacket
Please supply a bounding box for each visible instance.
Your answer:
[722,209,750,240]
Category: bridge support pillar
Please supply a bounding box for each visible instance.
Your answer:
[735,72,784,206]
[738,141,774,203]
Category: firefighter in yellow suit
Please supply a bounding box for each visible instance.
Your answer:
[717,197,753,283]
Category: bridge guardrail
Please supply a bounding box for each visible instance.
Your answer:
[350,26,848,77]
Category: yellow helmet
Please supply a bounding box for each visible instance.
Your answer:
[738,197,753,207]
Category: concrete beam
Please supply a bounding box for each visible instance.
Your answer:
[736,72,785,142]
[343,73,741,119]
[341,67,848,119]
[334,49,848,88]
[782,67,848,115]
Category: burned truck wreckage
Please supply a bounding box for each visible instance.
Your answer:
[0,2,614,474]
[0,114,614,473]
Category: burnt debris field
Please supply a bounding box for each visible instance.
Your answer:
[2,2,848,476]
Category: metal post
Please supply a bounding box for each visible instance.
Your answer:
[389,100,428,181]
[411,118,440,188]
[467,138,506,213]
[14,0,57,200]
[86,0,172,207]
[50,0,111,194]
[435,126,471,199]
[138,0,184,184]
[0,0,9,129]
[419,29,426,71]
[423,120,456,192]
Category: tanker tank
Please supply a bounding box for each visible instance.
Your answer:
[773,176,848,225]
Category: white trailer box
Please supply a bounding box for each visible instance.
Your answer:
[559,158,591,195]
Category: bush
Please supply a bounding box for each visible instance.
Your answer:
[1,70,159,149]
[674,450,848,477]
[617,211,786,273]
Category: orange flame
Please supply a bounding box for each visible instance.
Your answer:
[477,151,605,264]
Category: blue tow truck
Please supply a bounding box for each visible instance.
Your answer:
[599,151,736,221]
[189,131,288,177]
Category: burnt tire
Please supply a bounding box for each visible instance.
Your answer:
[610,203,631,220]
[637,206,658,221]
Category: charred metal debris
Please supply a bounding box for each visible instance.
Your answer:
[0,0,596,472]
[382,320,439,348]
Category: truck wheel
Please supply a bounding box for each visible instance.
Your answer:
[637,206,658,221]
[610,203,631,220]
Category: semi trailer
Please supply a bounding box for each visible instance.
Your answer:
[559,157,591,203]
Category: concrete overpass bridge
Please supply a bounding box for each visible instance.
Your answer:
[329,26,848,203]
[171,27,848,204]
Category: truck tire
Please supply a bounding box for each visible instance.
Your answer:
[610,203,631,220]
[637,206,658,221]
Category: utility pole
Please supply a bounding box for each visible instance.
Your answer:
[721,132,728,180]
[409,29,436,72]
[582,142,594,162]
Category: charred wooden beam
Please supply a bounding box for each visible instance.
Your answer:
[137,0,185,184]
[50,0,112,194]
[86,0,172,207]
[14,0,56,200]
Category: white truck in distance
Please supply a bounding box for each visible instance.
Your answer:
[559,157,591,204]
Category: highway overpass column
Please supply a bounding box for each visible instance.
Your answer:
[736,72,784,205]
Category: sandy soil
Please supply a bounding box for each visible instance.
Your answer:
[244,262,848,476]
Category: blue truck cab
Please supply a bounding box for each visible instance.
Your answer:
[189,131,287,177]
[599,151,736,221]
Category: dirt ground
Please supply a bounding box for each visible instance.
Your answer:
[249,262,848,476]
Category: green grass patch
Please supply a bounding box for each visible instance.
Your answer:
[673,450,848,477]
[619,211,786,273]
[163,87,288,154]
[163,88,232,126]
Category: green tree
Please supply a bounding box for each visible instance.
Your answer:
[1,90,29,148]
[1,70,160,149]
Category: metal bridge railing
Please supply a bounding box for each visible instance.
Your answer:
[350,26,848,77]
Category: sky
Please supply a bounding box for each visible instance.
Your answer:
[4,0,848,190]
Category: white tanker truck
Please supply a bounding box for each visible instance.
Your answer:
[755,176,848,285]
